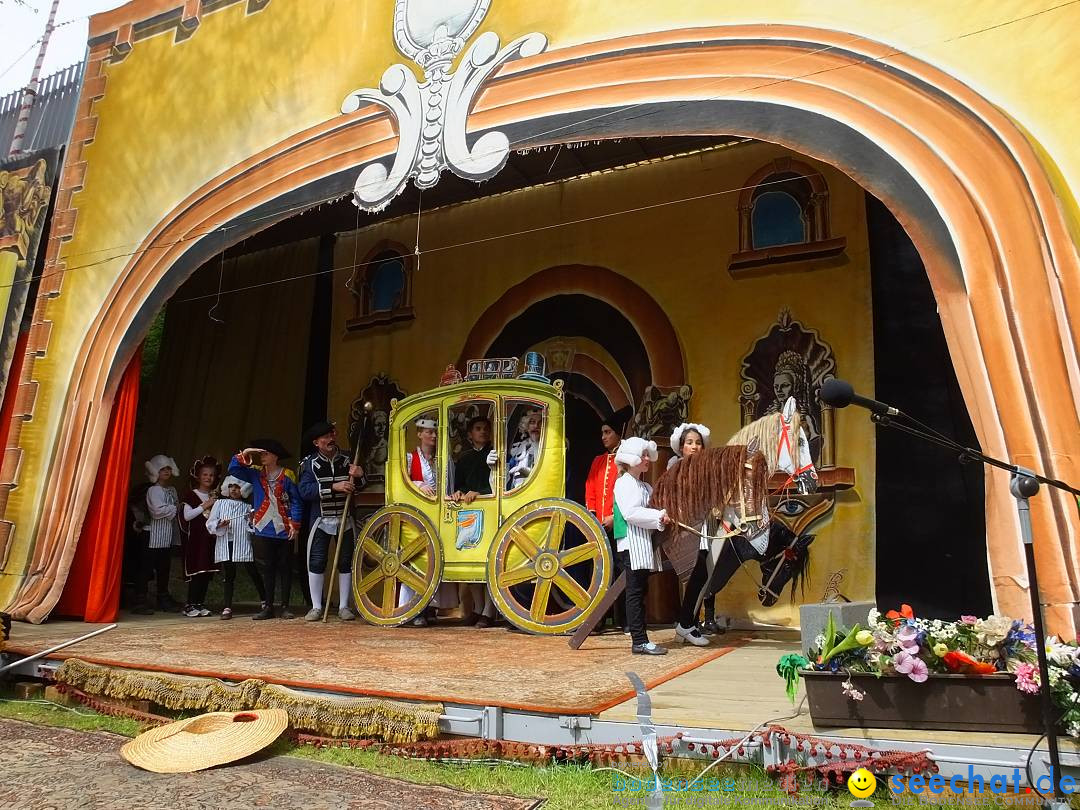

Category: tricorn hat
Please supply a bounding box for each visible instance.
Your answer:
[602,406,634,438]
[302,419,336,448]
[120,709,288,773]
[248,439,291,461]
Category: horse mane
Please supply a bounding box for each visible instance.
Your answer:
[651,445,769,534]
[726,409,801,475]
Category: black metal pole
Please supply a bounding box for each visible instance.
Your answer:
[868,413,1070,804]
[1012,472,1063,803]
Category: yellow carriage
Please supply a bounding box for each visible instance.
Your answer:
[351,376,612,634]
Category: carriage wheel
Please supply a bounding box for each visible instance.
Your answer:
[487,498,610,635]
[352,504,442,626]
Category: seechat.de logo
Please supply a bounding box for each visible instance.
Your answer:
[848,768,878,807]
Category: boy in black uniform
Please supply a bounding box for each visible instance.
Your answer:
[298,420,365,621]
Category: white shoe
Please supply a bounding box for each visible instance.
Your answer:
[675,623,710,647]
[304,607,322,622]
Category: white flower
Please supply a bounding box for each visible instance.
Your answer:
[1045,637,1076,667]
[867,608,881,626]
[975,615,1012,647]
[1048,668,1062,687]
[814,633,826,650]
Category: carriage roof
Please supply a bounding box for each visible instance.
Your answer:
[390,377,565,415]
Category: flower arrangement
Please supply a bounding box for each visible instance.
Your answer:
[781,605,1080,739]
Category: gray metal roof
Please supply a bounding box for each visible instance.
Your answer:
[0,61,85,159]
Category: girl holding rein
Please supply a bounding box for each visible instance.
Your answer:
[668,423,714,646]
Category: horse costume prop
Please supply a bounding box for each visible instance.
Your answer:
[652,396,818,607]
[568,397,816,649]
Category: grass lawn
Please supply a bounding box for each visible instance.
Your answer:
[0,696,1069,809]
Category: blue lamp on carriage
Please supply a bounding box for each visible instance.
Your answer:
[519,351,550,383]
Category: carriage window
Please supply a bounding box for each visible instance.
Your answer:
[447,400,495,499]
[402,408,440,499]
[503,400,546,493]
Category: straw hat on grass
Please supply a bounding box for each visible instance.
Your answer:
[121,709,288,773]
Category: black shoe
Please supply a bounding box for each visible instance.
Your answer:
[410,614,429,627]
[475,615,492,629]
[632,642,668,655]
[252,606,274,621]
[279,606,295,620]
[700,619,723,636]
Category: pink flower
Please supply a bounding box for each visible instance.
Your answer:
[960,615,978,625]
[1014,663,1040,695]
[896,625,920,654]
[893,651,929,683]
[842,678,865,701]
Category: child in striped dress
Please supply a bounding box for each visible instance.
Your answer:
[143,455,182,612]
[612,437,671,656]
[206,476,267,619]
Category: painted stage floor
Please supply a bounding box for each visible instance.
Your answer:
[5,611,734,715]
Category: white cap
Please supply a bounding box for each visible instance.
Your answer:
[669,423,711,456]
[220,475,253,498]
[144,454,180,483]
[415,418,437,430]
[615,437,658,467]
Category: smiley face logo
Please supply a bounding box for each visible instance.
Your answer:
[847,768,877,799]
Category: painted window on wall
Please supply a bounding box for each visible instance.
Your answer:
[751,190,806,248]
[370,253,405,311]
[346,242,416,331]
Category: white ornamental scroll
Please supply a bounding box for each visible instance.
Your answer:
[341,0,548,212]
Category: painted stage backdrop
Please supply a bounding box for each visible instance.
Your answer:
[0,149,56,408]
[1,0,1078,636]
[327,140,875,627]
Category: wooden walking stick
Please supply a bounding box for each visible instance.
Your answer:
[322,407,370,622]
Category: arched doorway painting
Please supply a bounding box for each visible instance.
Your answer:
[2,7,1077,634]
[459,265,685,503]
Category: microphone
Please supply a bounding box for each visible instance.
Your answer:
[820,378,899,417]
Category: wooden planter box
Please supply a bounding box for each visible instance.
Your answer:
[801,670,1043,733]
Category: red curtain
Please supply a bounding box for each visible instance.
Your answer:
[0,331,29,454]
[55,348,141,622]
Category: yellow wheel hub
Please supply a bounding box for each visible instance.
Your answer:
[534,552,559,580]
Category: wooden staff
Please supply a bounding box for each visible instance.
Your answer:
[323,409,369,621]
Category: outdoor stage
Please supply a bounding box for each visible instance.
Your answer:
[4,613,1079,785]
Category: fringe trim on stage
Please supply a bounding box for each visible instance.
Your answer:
[53,658,442,743]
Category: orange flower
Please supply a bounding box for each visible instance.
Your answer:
[885,604,914,626]
[942,651,997,675]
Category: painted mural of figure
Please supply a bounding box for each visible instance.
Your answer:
[765,350,821,459]
[364,410,389,472]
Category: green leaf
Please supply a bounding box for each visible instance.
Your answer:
[820,611,837,663]
[821,624,866,665]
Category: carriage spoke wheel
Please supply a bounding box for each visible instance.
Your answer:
[352,504,441,626]
[487,498,610,635]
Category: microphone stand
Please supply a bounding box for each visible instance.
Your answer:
[866,408,1080,807]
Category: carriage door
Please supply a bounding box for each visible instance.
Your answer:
[442,397,499,582]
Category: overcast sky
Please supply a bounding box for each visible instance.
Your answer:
[0,0,128,97]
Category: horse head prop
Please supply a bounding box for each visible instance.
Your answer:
[652,397,818,603]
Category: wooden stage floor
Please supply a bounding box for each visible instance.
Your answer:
[6,612,1080,758]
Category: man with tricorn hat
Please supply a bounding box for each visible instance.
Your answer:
[229,438,303,620]
[298,420,366,622]
[584,406,633,632]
